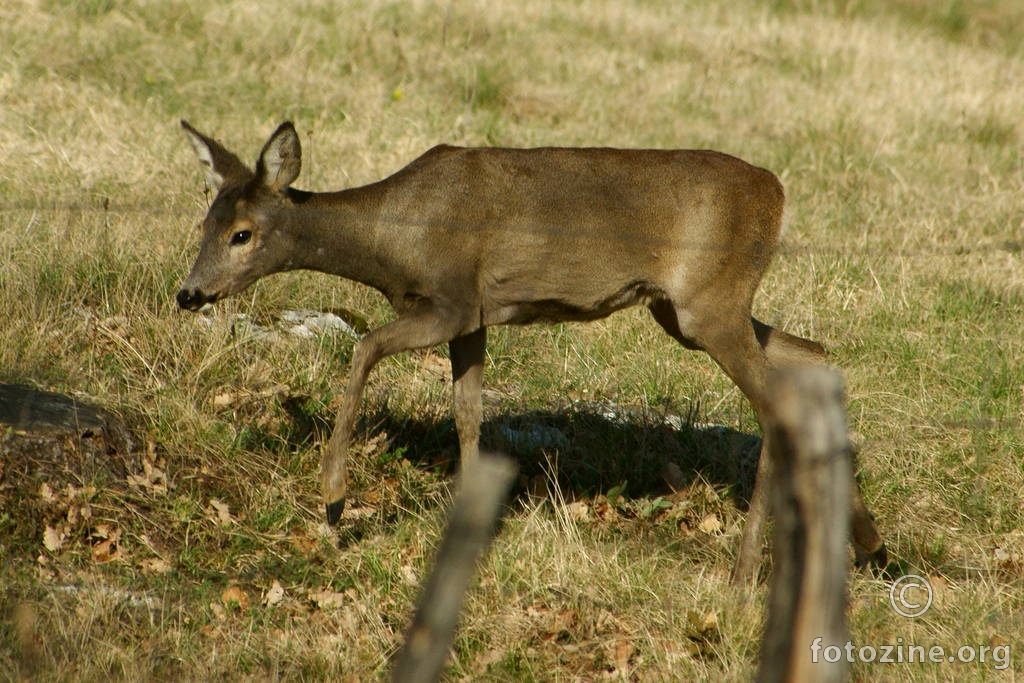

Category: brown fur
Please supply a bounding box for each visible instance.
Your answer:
[177,121,886,584]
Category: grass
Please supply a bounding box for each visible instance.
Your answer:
[2,0,1023,679]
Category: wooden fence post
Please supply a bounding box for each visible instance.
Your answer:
[391,453,518,683]
[757,367,852,683]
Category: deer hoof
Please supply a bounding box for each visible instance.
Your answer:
[855,542,889,573]
[325,498,346,525]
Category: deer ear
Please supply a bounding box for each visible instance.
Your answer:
[256,121,301,192]
[181,120,251,193]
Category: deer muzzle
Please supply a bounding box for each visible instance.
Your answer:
[176,287,217,311]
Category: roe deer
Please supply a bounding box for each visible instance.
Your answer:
[176,120,886,583]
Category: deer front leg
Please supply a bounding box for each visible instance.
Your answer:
[732,434,774,585]
[449,327,486,470]
[322,336,378,524]
[850,478,888,569]
[322,301,474,525]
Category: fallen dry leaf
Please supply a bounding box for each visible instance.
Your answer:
[399,565,418,586]
[209,601,227,621]
[698,513,723,535]
[566,500,590,522]
[263,580,285,607]
[42,525,65,552]
[92,538,122,563]
[91,523,117,539]
[211,391,238,409]
[683,610,722,656]
[209,499,235,526]
[35,562,56,582]
[221,585,250,610]
[341,504,378,521]
[309,588,347,610]
[606,637,636,673]
[700,611,719,632]
[359,432,390,458]
[289,530,319,557]
[91,526,123,563]
[65,501,92,526]
[39,482,56,503]
[127,457,168,494]
[139,557,173,575]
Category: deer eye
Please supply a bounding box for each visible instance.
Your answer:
[230,230,252,246]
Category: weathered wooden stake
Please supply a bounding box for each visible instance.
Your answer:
[757,366,852,683]
[391,453,518,683]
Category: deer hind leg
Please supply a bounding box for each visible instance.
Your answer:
[656,301,888,581]
[450,327,487,470]
[650,299,776,584]
[323,300,472,524]
[754,317,887,570]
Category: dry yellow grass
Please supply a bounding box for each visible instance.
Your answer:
[2,0,1022,680]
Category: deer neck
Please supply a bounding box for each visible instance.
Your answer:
[282,184,403,299]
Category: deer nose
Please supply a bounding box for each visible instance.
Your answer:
[176,288,210,311]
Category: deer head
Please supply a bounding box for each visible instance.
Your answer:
[176,121,303,311]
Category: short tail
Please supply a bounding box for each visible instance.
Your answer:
[752,317,826,367]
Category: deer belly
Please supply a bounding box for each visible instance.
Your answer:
[483,280,661,325]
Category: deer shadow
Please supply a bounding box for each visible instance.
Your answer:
[342,402,763,511]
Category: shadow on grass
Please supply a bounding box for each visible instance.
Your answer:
[352,403,762,512]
